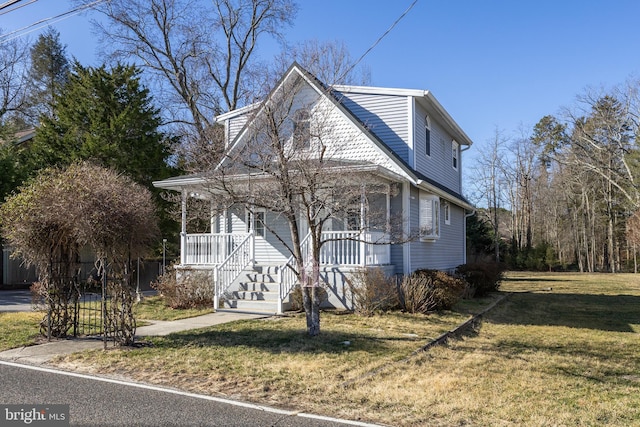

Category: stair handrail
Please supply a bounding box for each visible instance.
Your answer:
[278,231,311,314]
[214,232,253,309]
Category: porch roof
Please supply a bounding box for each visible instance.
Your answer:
[153,160,405,194]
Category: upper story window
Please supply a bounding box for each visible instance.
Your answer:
[419,192,439,241]
[452,140,459,170]
[425,115,431,157]
[293,108,310,148]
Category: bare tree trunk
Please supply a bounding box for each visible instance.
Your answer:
[302,257,321,337]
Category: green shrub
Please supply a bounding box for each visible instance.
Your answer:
[398,269,465,313]
[346,267,399,316]
[456,262,505,297]
[152,265,214,309]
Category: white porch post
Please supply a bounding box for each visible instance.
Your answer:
[360,184,366,266]
[210,199,216,233]
[180,188,187,265]
[402,182,411,275]
[213,267,219,311]
[386,184,391,264]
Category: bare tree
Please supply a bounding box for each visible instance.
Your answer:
[81,0,297,160]
[0,30,29,128]
[272,39,371,87]
[203,68,399,336]
[470,128,508,262]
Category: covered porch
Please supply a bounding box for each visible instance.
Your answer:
[154,172,398,314]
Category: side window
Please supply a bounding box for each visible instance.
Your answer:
[452,140,459,170]
[419,192,440,240]
[425,115,431,157]
[444,202,451,225]
[293,108,310,148]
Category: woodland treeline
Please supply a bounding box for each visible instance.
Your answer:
[470,82,640,273]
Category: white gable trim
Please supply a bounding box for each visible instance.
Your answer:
[408,96,415,169]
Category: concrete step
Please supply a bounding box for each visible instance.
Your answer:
[222,298,278,312]
[244,272,279,283]
[230,290,280,301]
[238,281,279,293]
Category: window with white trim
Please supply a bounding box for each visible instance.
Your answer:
[452,140,459,170]
[246,209,266,237]
[425,116,431,157]
[293,108,310,148]
[419,192,440,240]
[444,202,451,225]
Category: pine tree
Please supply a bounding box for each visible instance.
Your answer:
[28,28,70,120]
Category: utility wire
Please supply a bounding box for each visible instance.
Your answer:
[0,0,37,16]
[337,0,419,85]
[0,0,105,43]
[0,0,25,11]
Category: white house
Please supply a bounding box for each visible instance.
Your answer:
[153,63,474,313]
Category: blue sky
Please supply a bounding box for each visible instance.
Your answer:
[3,0,640,164]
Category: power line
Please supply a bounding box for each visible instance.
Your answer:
[338,0,419,84]
[0,0,37,17]
[0,0,105,43]
[0,0,25,11]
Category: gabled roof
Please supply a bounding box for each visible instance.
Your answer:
[154,63,474,210]
[289,64,473,208]
[333,84,473,148]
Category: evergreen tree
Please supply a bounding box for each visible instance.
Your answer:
[31,62,175,188]
[30,62,178,240]
[28,28,70,120]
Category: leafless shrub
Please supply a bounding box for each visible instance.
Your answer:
[347,267,398,316]
[152,264,214,309]
[398,269,466,314]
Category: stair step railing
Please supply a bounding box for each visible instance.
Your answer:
[214,232,254,309]
[278,231,311,314]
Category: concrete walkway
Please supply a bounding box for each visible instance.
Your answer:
[0,311,269,365]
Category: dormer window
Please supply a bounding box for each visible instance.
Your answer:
[425,116,431,157]
[293,108,310,148]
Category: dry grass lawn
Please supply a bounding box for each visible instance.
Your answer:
[55,272,640,426]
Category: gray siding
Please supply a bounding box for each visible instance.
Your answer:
[229,206,290,264]
[414,104,461,194]
[403,186,466,272]
[335,91,410,163]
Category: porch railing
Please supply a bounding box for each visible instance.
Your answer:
[276,230,390,314]
[213,232,254,309]
[183,233,250,265]
[319,230,390,265]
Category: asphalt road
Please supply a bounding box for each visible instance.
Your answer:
[0,361,378,427]
[0,290,36,312]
